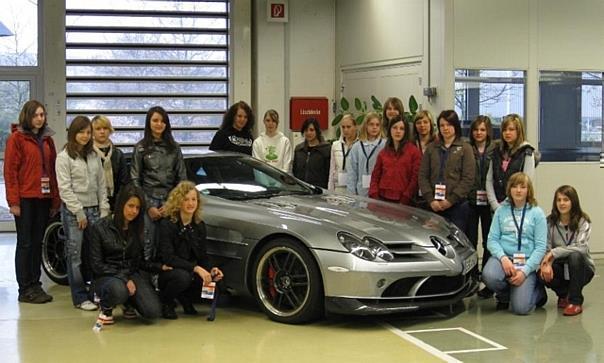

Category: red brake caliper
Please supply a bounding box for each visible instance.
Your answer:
[267,264,277,299]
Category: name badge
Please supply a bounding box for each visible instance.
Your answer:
[513,252,526,269]
[476,190,488,206]
[362,174,371,188]
[337,172,348,186]
[41,176,51,194]
[201,282,216,300]
[434,183,446,201]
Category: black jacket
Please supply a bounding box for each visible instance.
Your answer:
[491,142,535,203]
[292,142,331,188]
[158,218,210,272]
[130,139,187,202]
[88,216,161,282]
[209,127,253,155]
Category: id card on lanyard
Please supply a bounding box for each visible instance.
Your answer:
[511,203,527,269]
[360,140,381,188]
[434,147,449,201]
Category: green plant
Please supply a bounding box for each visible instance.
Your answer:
[331,95,419,139]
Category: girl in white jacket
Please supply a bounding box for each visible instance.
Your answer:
[252,110,292,172]
[328,113,357,192]
[56,116,109,311]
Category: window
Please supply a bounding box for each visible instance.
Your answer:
[455,70,526,138]
[539,71,603,162]
[65,0,230,153]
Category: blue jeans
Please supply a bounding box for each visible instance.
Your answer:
[482,256,544,315]
[94,273,161,319]
[143,197,163,261]
[61,205,100,306]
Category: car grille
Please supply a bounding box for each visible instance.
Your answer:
[382,275,466,298]
[382,241,436,262]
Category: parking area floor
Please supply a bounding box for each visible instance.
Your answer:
[0,233,601,363]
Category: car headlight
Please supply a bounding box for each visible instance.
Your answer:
[337,232,394,262]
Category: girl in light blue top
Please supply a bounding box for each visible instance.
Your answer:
[346,112,385,197]
[483,172,547,315]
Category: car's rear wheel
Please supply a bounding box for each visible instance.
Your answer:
[253,238,323,324]
[42,220,69,285]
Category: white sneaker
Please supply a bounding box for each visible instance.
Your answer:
[77,300,98,311]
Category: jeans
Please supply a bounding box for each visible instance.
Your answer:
[62,205,100,305]
[437,200,470,235]
[543,252,594,305]
[159,268,202,304]
[14,198,51,295]
[482,257,545,315]
[143,197,164,261]
[94,273,161,319]
[467,204,492,271]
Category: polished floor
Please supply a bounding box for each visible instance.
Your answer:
[0,233,601,363]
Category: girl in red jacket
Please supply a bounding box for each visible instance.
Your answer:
[3,100,60,304]
[369,116,421,205]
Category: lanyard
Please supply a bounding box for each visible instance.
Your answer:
[37,135,49,177]
[360,139,382,173]
[511,203,528,251]
[438,146,450,183]
[555,224,575,246]
[340,142,352,171]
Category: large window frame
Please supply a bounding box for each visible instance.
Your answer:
[455,69,526,139]
[65,1,230,153]
[539,70,603,162]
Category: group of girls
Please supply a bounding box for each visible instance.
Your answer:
[5,100,223,325]
[4,98,593,322]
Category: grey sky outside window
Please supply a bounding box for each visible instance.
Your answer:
[65,0,230,151]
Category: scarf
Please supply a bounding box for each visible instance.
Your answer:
[93,143,114,197]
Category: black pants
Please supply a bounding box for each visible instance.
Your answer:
[94,272,162,319]
[467,204,492,271]
[158,268,202,304]
[14,198,51,295]
[543,252,594,305]
[437,200,470,235]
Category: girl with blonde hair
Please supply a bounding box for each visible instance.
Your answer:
[157,181,224,319]
[346,112,385,196]
[328,113,357,192]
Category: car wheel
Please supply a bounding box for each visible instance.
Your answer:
[42,220,69,285]
[253,238,324,324]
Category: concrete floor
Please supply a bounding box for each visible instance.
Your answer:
[0,232,601,363]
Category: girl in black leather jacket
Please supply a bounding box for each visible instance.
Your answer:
[158,181,224,319]
[130,106,186,262]
[88,184,169,324]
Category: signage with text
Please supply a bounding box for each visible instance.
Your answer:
[290,97,329,131]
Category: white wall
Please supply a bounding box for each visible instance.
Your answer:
[254,0,336,146]
[454,0,604,254]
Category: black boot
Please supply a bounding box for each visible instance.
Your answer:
[162,303,178,320]
[178,295,198,315]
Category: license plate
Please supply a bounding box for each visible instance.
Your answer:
[462,254,478,274]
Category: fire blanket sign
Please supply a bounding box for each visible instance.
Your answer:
[289,97,329,131]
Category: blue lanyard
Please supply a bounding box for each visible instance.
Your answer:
[438,146,450,183]
[555,224,575,246]
[511,203,527,251]
[360,139,382,174]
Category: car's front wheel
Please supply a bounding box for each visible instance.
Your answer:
[253,238,324,324]
[42,220,69,285]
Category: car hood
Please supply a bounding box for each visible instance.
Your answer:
[246,193,457,247]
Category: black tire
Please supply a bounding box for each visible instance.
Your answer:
[42,220,69,285]
[252,238,324,324]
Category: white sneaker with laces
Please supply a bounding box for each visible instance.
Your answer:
[77,300,98,311]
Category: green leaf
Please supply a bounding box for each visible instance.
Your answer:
[340,97,349,111]
[363,101,368,112]
[356,115,364,125]
[408,95,418,114]
[354,97,363,111]
[371,95,382,111]
[331,113,344,126]
[404,112,413,124]
[336,127,341,139]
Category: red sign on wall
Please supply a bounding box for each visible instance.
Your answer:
[289,97,329,131]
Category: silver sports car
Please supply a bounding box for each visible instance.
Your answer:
[186,152,478,324]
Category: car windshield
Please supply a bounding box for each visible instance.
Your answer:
[186,155,318,200]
